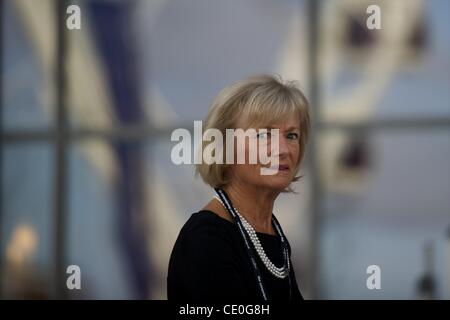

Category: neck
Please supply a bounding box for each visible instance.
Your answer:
[222,182,279,235]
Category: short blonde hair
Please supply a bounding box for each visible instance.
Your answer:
[195,74,310,191]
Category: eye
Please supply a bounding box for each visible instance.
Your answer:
[287,132,299,140]
[257,131,271,139]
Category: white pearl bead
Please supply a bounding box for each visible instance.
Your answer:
[214,195,289,279]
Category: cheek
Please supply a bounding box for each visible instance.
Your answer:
[291,142,300,155]
[292,145,301,167]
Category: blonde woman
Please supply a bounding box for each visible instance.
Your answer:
[168,75,310,301]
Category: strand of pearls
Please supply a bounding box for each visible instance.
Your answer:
[214,195,289,279]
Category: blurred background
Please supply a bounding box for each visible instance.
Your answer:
[1,0,449,299]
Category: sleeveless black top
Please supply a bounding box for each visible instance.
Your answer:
[167,210,303,301]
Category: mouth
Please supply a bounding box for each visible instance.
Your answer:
[260,164,291,176]
[267,164,289,172]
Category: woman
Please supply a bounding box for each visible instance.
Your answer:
[167,74,310,301]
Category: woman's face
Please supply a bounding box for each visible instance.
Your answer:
[228,114,301,192]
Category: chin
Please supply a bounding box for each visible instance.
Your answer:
[260,176,292,191]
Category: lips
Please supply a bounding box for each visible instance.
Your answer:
[263,164,290,173]
[261,164,291,176]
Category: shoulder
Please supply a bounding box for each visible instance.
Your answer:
[168,212,250,300]
[173,210,237,253]
[169,210,241,272]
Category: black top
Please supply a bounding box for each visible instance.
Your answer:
[167,210,303,301]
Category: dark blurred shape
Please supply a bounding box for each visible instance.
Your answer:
[408,15,428,51]
[345,7,428,60]
[416,241,436,300]
[340,135,371,170]
[346,15,376,48]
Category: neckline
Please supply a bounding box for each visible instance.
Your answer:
[198,209,278,238]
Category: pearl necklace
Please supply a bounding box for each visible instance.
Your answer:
[214,195,289,279]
